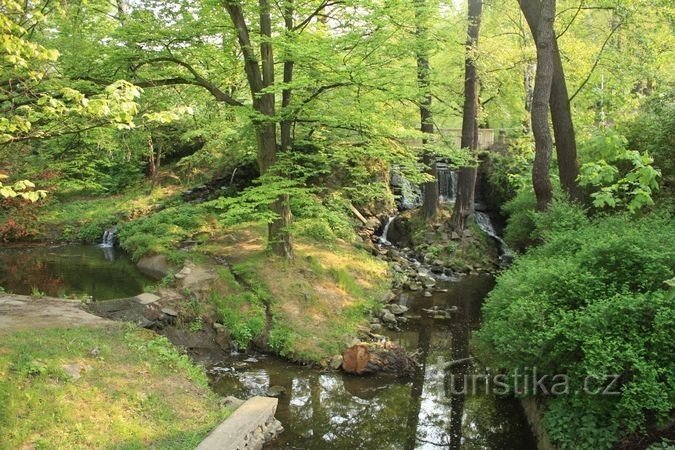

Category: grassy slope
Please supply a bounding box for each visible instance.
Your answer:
[0,325,229,450]
[199,224,390,362]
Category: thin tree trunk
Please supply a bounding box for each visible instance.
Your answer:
[528,0,555,211]
[520,0,583,203]
[452,0,482,231]
[415,0,438,220]
[280,1,294,151]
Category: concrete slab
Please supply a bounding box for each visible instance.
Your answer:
[197,396,281,450]
[0,295,112,335]
[135,293,161,305]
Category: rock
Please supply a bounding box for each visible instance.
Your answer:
[387,304,408,315]
[380,310,397,324]
[266,385,286,397]
[137,254,173,280]
[174,266,193,280]
[380,291,396,303]
[161,307,178,317]
[370,323,383,332]
[213,322,225,332]
[451,232,460,240]
[329,355,344,370]
[244,357,259,363]
[463,229,473,237]
[135,293,160,305]
[61,363,92,381]
[408,283,422,291]
[220,395,245,409]
[424,291,432,297]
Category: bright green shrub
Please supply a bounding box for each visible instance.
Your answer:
[477,214,675,449]
[502,189,538,251]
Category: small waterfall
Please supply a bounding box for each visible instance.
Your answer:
[474,211,514,265]
[99,227,117,248]
[436,163,458,203]
[378,216,396,245]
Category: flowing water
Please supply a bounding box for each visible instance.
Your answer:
[0,244,153,300]
[207,275,537,450]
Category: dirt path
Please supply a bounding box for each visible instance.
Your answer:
[0,294,113,334]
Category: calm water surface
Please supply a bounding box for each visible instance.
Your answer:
[0,244,152,300]
[208,275,537,450]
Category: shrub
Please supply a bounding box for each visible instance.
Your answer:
[476,213,675,449]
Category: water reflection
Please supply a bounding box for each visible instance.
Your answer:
[209,275,537,449]
[0,245,153,300]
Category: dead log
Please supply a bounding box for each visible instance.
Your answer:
[342,341,416,376]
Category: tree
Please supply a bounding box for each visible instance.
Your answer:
[526,0,555,211]
[416,0,439,220]
[519,0,582,203]
[452,0,483,231]
[224,0,293,259]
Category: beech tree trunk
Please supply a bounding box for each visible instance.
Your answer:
[452,0,482,231]
[416,0,438,220]
[520,0,583,203]
[529,0,555,211]
[225,0,293,259]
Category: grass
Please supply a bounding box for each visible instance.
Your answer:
[201,224,390,362]
[28,186,182,243]
[0,325,230,450]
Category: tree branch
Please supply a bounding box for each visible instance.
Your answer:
[569,19,623,103]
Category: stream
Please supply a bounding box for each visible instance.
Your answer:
[207,275,537,449]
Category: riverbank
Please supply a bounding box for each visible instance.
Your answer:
[0,297,230,449]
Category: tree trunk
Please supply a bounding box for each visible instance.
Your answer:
[452,0,483,231]
[225,0,293,259]
[342,342,416,376]
[415,0,438,220]
[280,1,294,152]
[520,0,583,203]
[528,0,555,211]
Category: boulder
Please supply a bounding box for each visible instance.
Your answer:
[380,310,397,324]
[387,304,408,315]
[329,355,344,370]
[137,254,173,280]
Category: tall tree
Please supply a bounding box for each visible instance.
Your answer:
[452,0,483,231]
[224,0,293,259]
[415,0,439,220]
[527,0,555,210]
[519,0,582,203]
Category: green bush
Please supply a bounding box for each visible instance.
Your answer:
[502,189,538,251]
[476,213,675,449]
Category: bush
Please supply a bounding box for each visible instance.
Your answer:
[502,189,537,251]
[476,213,675,449]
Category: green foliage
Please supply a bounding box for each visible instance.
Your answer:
[579,130,661,212]
[0,177,47,202]
[118,204,212,260]
[502,189,538,251]
[623,92,675,191]
[477,213,675,449]
[212,291,266,349]
[484,136,535,206]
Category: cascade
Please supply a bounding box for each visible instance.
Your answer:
[474,211,514,265]
[378,216,396,245]
[99,227,117,248]
[436,163,458,203]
